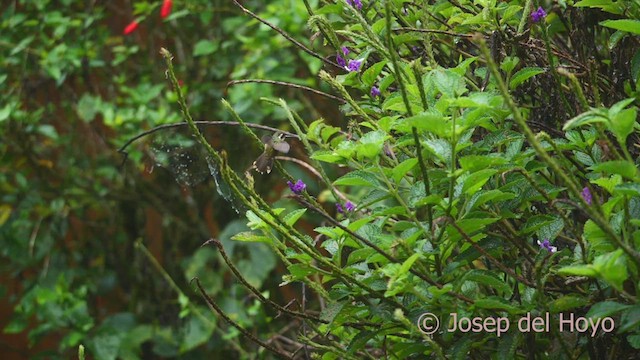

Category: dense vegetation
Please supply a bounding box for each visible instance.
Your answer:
[1,0,640,359]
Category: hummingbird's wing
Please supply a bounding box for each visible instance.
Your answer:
[261,134,272,145]
[272,141,290,154]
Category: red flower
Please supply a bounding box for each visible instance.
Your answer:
[160,0,173,18]
[123,21,139,35]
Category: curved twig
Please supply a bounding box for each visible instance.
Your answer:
[227,79,346,103]
[118,121,299,166]
[231,0,341,70]
[192,277,293,360]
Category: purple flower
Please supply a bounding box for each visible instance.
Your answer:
[537,239,557,253]
[345,201,355,212]
[336,54,346,67]
[582,187,592,205]
[341,46,350,56]
[347,59,363,72]
[336,201,355,214]
[346,0,363,10]
[287,179,306,195]
[370,85,381,98]
[531,7,547,23]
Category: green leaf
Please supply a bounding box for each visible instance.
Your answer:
[0,104,11,122]
[586,301,630,319]
[362,61,387,87]
[284,208,306,226]
[231,232,271,243]
[180,316,214,352]
[334,171,380,187]
[593,249,628,291]
[462,169,498,195]
[398,253,422,277]
[574,0,623,14]
[76,94,100,122]
[91,333,122,360]
[462,269,512,295]
[497,332,521,359]
[393,111,448,137]
[459,155,507,172]
[356,130,387,159]
[474,297,523,314]
[392,158,418,183]
[509,67,545,89]
[548,296,588,312]
[432,68,466,97]
[193,40,218,56]
[613,183,640,197]
[618,305,640,333]
[563,110,609,131]
[311,150,345,164]
[609,107,636,145]
[557,264,598,277]
[447,218,498,242]
[628,334,640,349]
[558,249,628,291]
[599,20,640,35]
[590,160,638,180]
[465,190,516,213]
[608,98,635,116]
[320,302,345,323]
[287,263,317,278]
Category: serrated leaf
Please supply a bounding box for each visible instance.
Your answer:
[618,305,640,333]
[462,269,512,295]
[362,61,387,87]
[287,263,316,278]
[392,111,448,137]
[284,208,306,226]
[613,183,640,197]
[320,302,345,323]
[497,332,521,359]
[465,190,516,213]
[474,297,523,314]
[356,130,387,159]
[462,169,498,195]
[392,158,418,183]
[334,170,380,187]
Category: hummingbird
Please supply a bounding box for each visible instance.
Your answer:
[253,132,290,174]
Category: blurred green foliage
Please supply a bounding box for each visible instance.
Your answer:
[1,0,326,358]
[2,0,640,359]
